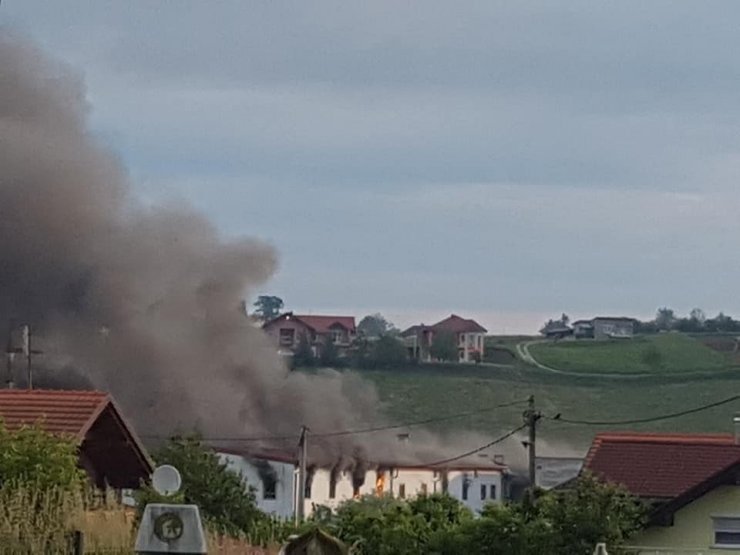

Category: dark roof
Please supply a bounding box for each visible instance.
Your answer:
[583,432,740,499]
[592,317,636,323]
[218,446,298,465]
[571,320,594,326]
[216,447,506,471]
[0,389,153,488]
[400,324,432,337]
[431,314,487,334]
[264,313,356,333]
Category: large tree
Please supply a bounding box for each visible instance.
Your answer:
[655,307,676,331]
[252,295,284,322]
[316,474,644,555]
[429,331,458,362]
[137,436,263,536]
[357,313,399,338]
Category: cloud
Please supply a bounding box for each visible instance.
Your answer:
[6,2,740,332]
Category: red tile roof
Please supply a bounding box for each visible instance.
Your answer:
[432,314,487,334]
[0,389,111,440]
[293,315,356,333]
[584,432,740,499]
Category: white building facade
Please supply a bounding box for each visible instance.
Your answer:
[219,451,507,519]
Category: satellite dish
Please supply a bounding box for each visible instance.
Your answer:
[152,464,182,496]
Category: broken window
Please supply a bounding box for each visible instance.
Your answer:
[329,472,337,499]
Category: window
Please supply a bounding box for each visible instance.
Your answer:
[279,328,295,346]
[480,484,486,500]
[462,479,469,501]
[398,484,406,499]
[329,474,337,499]
[490,485,496,500]
[262,477,276,500]
[420,483,428,495]
[330,329,343,343]
[304,472,313,500]
[714,517,740,546]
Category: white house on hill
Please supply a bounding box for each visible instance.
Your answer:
[218,449,508,519]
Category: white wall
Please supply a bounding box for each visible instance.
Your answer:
[447,470,503,514]
[220,453,297,519]
[219,453,505,519]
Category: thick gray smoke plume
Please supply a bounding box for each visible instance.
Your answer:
[0,33,532,469]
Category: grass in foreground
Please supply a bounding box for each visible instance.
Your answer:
[527,333,731,375]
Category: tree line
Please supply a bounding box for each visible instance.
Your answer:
[541,308,740,335]
[637,307,740,334]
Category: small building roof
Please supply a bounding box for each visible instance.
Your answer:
[0,389,153,488]
[264,313,356,333]
[216,446,507,472]
[400,324,432,337]
[296,315,356,333]
[583,432,740,500]
[431,315,487,334]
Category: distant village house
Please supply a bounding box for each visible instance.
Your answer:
[402,315,487,363]
[262,313,356,358]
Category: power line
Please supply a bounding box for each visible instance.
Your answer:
[544,394,740,426]
[426,423,528,467]
[140,398,529,443]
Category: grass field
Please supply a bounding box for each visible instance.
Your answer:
[527,333,732,375]
[350,362,740,455]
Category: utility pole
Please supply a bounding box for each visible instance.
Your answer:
[296,426,308,524]
[19,325,42,390]
[5,320,15,389]
[23,325,32,390]
[523,395,541,488]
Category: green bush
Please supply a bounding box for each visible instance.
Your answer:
[138,436,263,537]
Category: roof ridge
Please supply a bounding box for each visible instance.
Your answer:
[594,431,735,443]
[0,389,107,395]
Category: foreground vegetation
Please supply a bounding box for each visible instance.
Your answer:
[528,333,731,375]
[311,474,644,555]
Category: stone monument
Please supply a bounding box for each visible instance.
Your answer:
[135,465,208,554]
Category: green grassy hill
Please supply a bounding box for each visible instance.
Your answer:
[527,333,732,375]
[354,363,740,453]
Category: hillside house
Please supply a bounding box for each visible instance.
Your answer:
[0,389,153,491]
[570,317,635,339]
[219,449,508,519]
[402,314,487,363]
[262,313,356,358]
[572,319,595,339]
[582,430,740,553]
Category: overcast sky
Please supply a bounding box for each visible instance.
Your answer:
[5,2,740,333]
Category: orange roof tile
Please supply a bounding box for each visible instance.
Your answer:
[584,431,740,499]
[0,389,110,440]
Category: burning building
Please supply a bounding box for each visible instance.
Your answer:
[219,449,510,519]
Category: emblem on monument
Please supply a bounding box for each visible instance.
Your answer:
[154,512,184,542]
